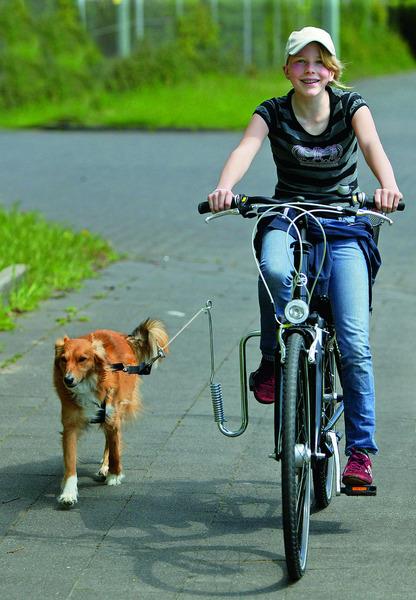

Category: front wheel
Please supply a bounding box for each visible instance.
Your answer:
[281,332,311,581]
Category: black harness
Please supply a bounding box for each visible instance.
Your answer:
[89,351,164,424]
[110,360,154,375]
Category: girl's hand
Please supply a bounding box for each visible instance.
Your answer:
[207,188,234,213]
[374,188,403,213]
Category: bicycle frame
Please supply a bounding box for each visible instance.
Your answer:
[271,213,342,468]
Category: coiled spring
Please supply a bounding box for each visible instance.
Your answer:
[210,382,225,424]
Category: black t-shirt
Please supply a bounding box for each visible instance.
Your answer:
[254,86,368,200]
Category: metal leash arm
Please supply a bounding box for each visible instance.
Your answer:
[206,302,249,437]
[110,298,249,437]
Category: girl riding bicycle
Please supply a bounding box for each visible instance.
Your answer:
[207,26,402,486]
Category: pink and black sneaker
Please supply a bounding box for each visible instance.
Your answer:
[342,449,373,486]
[249,358,275,404]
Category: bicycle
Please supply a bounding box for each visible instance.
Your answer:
[198,191,404,580]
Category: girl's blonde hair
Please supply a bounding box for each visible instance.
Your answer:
[318,45,349,89]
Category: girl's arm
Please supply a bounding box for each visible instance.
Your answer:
[208,114,269,212]
[352,106,402,212]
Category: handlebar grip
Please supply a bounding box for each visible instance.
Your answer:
[357,192,405,212]
[364,198,405,211]
[198,198,238,214]
[198,201,210,214]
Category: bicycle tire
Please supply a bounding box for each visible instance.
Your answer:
[281,332,311,581]
[313,338,342,509]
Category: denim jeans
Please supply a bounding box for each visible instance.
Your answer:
[258,225,378,455]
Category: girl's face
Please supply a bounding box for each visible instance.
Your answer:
[283,42,334,97]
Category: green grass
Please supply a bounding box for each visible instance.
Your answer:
[0,204,118,331]
[0,72,288,130]
[0,58,414,132]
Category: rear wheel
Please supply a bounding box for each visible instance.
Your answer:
[281,332,311,581]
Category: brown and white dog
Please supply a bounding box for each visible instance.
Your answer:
[53,319,168,507]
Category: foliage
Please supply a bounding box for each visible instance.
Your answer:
[338,0,415,78]
[105,3,226,92]
[0,0,45,107]
[37,0,102,100]
[0,204,118,331]
[0,0,102,108]
[0,0,414,120]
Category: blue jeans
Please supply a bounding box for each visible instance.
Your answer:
[258,226,378,455]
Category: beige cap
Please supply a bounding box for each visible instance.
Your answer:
[285,26,336,61]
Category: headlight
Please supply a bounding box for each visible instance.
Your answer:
[284,299,309,324]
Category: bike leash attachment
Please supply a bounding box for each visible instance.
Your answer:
[206,302,250,437]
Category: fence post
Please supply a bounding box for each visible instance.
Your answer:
[116,0,131,57]
[135,0,144,40]
[322,0,340,54]
[243,0,253,67]
[175,0,184,18]
[210,0,219,26]
[272,0,282,67]
[77,0,87,26]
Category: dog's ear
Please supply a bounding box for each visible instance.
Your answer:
[92,339,106,363]
[54,336,68,359]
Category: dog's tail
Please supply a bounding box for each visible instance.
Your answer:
[127,319,169,364]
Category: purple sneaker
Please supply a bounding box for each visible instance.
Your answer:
[342,449,373,486]
[249,358,275,404]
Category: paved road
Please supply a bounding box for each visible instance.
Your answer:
[0,72,415,599]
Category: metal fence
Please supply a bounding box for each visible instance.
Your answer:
[23,0,399,68]
[73,0,343,67]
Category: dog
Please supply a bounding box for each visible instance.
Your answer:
[53,319,168,507]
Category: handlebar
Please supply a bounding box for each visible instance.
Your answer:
[198,192,405,216]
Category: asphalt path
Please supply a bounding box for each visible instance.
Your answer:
[0,72,415,599]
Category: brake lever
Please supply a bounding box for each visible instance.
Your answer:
[205,208,240,223]
[356,209,394,225]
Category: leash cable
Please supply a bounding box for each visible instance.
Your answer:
[160,299,213,353]
[110,300,214,375]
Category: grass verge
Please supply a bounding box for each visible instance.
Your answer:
[0,204,118,331]
[0,64,415,131]
[0,72,288,130]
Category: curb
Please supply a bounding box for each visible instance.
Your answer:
[0,264,27,300]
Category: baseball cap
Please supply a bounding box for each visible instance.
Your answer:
[285,27,336,61]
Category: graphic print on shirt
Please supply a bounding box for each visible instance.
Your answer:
[292,144,343,167]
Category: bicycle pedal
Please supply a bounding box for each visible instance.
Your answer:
[341,484,377,496]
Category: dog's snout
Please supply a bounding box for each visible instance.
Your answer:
[64,373,76,388]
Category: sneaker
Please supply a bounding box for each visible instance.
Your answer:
[249,358,275,404]
[342,449,373,486]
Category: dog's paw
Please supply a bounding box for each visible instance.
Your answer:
[58,475,78,508]
[105,473,125,486]
[57,492,78,508]
[94,465,109,482]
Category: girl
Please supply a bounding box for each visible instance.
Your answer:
[207,26,402,486]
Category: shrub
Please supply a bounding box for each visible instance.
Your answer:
[0,0,102,108]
